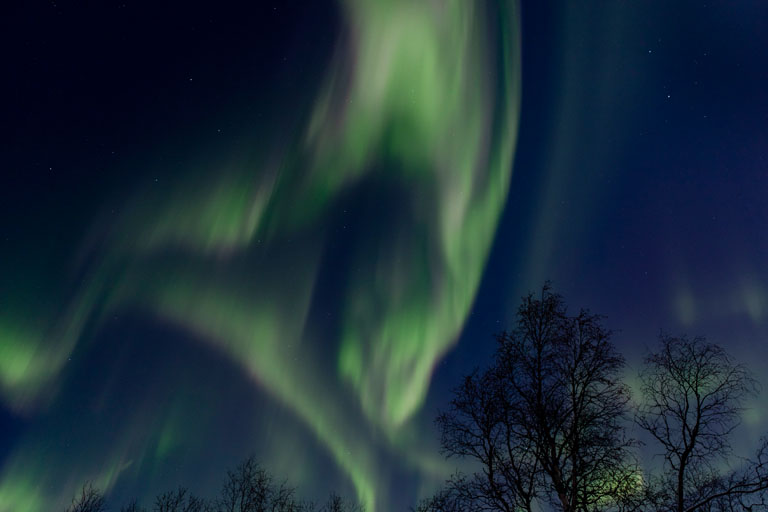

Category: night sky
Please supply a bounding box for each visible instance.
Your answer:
[2,1,768,511]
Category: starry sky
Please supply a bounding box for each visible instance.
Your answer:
[2,1,768,511]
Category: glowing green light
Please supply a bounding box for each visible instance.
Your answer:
[0,1,521,510]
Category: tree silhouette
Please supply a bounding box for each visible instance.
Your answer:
[154,487,210,512]
[636,334,768,512]
[433,368,539,512]
[433,284,638,512]
[413,473,510,512]
[120,498,147,512]
[63,457,366,512]
[217,455,304,512]
[65,482,106,512]
[412,485,469,512]
[319,492,364,512]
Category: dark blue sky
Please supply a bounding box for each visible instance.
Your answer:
[2,1,768,510]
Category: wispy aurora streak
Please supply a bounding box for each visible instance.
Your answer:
[0,1,521,510]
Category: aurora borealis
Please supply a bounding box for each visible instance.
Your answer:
[3,1,768,511]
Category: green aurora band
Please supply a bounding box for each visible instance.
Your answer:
[0,1,521,510]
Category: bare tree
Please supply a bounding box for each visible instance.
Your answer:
[413,484,475,512]
[66,482,106,512]
[413,470,526,512]
[216,456,304,512]
[500,286,639,512]
[436,367,539,512]
[318,492,364,512]
[121,499,147,512]
[433,285,638,512]
[67,461,362,512]
[636,334,768,512]
[154,487,210,512]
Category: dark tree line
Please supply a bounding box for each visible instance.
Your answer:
[65,456,363,512]
[67,284,768,512]
[635,335,768,512]
[419,284,768,512]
